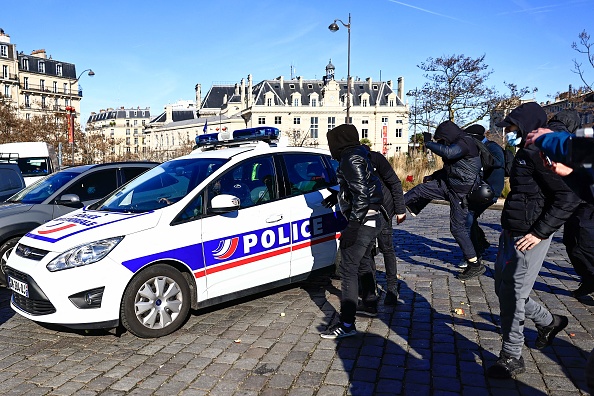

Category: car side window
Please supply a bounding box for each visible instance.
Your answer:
[283,154,333,195]
[208,156,276,209]
[0,169,23,192]
[62,169,118,202]
[174,192,204,223]
[121,167,150,185]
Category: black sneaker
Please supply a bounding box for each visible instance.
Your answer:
[384,291,399,306]
[572,282,594,298]
[458,261,485,280]
[320,322,357,339]
[535,314,568,349]
[486,352,526,379]
[356,301,378,317]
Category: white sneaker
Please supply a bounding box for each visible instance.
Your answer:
[457,259,468,269]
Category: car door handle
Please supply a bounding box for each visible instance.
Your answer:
[266,214,283,223]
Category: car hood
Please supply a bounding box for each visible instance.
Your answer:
[23,208,161,252]
[0,203,33,216]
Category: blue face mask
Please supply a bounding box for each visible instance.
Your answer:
[505,131,522,146]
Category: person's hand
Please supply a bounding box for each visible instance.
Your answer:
[158,197,172,205]
[525,128,553,147]
[551,162,574,177]
[321,192,338,208]
[396,214,406,224]
[423,175,433,183]
[515,233,543,252]
[423,132,432,143]
[339,221,360,249]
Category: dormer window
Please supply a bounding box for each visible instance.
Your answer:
[308,84,313,89]
[38,61,45,73]
[0,45,7,58]
[373,85,378,90]
[267,97,273,106]
[22,58,29,70]
[289,84,295,89]
[56,64,62,76]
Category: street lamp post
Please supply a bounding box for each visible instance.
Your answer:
[406,89,418,150]
[329,13,351,124]
[68,69,95,165]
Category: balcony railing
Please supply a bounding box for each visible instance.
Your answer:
[20,83,82,97]
[0,73,18,81]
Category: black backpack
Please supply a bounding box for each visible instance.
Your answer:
[473,139,497,175]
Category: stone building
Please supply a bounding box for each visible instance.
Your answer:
[0,28,86,124]
[144,61,410,157]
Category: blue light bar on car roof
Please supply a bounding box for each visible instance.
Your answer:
[195,126,280,147]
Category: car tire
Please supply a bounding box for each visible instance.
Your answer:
[120,264,191,338]
[0,237,20,288]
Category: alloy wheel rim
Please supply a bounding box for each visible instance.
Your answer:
[134,276,183,329]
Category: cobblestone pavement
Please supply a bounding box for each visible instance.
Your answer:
[0,203,593,395]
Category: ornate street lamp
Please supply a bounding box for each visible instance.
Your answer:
[68,69,95,165]
[329,13,351,124]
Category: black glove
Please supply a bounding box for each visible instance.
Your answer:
[423,132,432,143]
[339,220,360,249]
[321,191,338,208]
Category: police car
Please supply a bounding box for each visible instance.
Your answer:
[5,127,345,337]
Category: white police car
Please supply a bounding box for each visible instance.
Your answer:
[5,127,345,337]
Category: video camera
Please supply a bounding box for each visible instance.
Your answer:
[568,128,594,168]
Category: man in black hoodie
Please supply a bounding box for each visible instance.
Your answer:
[404,120,484,279]
[321,124,385,339]
[486,103,581,379]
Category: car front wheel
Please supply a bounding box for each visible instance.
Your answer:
[0,237,20,287]
[120,264,191,338]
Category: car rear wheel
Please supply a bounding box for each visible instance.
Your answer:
[0,237,20,287]
[120,264,191,338]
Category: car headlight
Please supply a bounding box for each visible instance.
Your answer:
[46,237,124,272]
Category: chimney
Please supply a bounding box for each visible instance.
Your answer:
[248,74,253,106]
[30,49,47,59]
[397,77,404,102]
[366,77,372,89]
[387,80,393,89]
[277,75,284,86]
[195,84,202,108]
[234,83,239,96]
[298,76,303,89]
[165,104,173,123]
[0,29,10,44]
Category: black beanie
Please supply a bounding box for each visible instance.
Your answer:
[327,124,360,160]
[465,124,485,138]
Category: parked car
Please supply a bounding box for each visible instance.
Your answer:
[0,163,26,202]
[5,128,344,337]
[0,161,158,287]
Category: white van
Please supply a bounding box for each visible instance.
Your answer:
[0,142,59,186]
[5,129,345,338]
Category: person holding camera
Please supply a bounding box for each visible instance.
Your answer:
[404,120,485,279]
[320,124,386,339]
[486,103,581,379]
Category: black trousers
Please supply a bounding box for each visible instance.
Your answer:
[404,179,477,260]
[563,203,594,281]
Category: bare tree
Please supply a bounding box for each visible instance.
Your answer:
[572,30,594,91]
[283,128,319,147]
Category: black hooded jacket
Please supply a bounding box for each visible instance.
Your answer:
[327,124,384,224]
[501,103,581,237]
[365,146,406,217]
[426,121,481,194]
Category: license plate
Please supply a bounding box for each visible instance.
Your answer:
[8,276,29,298]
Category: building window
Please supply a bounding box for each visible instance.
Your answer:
[142,120,146,126]
[63,83,68,93]
[362,99,368,107]
[328,116,335,131]
[395,128,403,138]
[54,97,58,109]
[126,129,130,135]
[134,119,138,126]
[110,129,114,137]
[389,99,395,107]
[4,85,9,98]
[40,79,45,91]
[396,119,403,124]
[134,137,138,145]
[126,137,130,145]
[38,61,45,73]
[382,117,388,123]
[311,98,317,107]
[126,120,130,127]
[56,64,62,76]
[275,116,281,125]
[2,65,7,78]
[362,129,368,139]
[25,113,30,121]
[373,85,378,90]
[294,117,301,125]
[134,129,138,135]
[134,111,137,116]
[293,98,299,106]
[308,84,313,89]
[24,94,30,108]
[395,146,402,153]
[0,45,7,57]
[289,84,295,89]
[22,58,29,70]
[258,117,265,124]
[267,97,273,106]
[53,81,57,93]
[310,117,319,139]
[65,98,69,106]
[362,119,369,125]
[23,77,29,89]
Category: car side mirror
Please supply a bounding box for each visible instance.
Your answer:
[56,194,83,208]
[210,194,240,214]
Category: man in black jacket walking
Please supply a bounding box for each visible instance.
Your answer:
[404,120,484,279]
[321,124,385,339]
[486,102,581,379]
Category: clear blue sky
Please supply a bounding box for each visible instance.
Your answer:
[2,0,593,128]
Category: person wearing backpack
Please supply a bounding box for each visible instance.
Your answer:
[404,120,485,279]
[460,124,505,268]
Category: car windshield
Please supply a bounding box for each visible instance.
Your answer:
[5,171,79,204]
[17,157,50,177]
[91,157,228,213]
